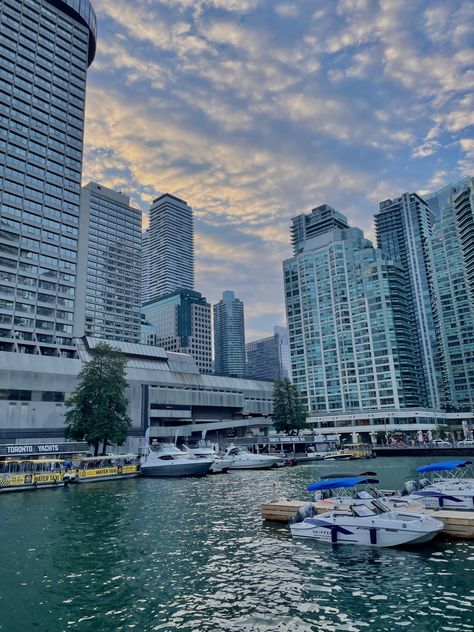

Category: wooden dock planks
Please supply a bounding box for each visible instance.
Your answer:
[261,499,474,539]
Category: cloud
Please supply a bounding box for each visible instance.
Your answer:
[83,0,474,338]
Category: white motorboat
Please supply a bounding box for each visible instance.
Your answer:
[323,451,352,461]
[309,474,424,512]
[182,443,234,474]
[223,445,282,470]
[140,443,213,477]
[290,478,444,547]
[403,460,474,510]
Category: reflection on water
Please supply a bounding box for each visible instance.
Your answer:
[0,457,473,631]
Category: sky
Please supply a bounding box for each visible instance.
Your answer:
[82,0,474,340]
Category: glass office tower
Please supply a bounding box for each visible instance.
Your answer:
[0,0,96,356]
[283,205,421,414]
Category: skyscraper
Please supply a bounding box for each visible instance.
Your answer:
[213,290,246,378]
[141,229,150,305]
[246,326,290,382]
[453,179,474,305]
[142,288,212,373]
[374,193,439,408]
[428,188,474,411]
[145,193,194,302]
[283,204,421,413]
[74,182,142,343]
[0,0,96,357]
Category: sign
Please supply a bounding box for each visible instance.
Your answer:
[0,442,89,457]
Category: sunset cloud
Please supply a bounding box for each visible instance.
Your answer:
[84,0,473,339]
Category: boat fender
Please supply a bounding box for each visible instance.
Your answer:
[438,496,444,508]
[331,526,338,544]
[369,528,377,545]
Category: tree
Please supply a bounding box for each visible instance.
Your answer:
[272,378,308,435]
[65,342,132,456]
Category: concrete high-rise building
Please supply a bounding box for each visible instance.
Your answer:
[375,193,439,408]
[0,0,96,357]
[74,182,142,343]
[142,289,212,373]
[141,229,150,305]
[428,186,474,412]
[453,179,474,305]
[213,290,246,378]
[284,204,421,414]
[145,194,194,301]
[246,326,290,382]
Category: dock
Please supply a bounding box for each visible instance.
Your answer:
[261,499,474,539]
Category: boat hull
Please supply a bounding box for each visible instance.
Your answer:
[141,461,212,477]
[228,458,281,470]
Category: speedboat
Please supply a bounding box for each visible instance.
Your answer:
[182,443,234,474]
[140,443,213,477]
[323,451,352,461]
[223,446,282,470]
[290,478,444,547]
[309,475,424,512]
[403,460,474,510]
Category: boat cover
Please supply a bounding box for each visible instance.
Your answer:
[307,477,379,492]
[416,460,473,473]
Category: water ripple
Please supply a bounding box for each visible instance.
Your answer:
[0,459,473,631]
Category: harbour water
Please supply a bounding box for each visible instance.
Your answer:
[1,457,473,631]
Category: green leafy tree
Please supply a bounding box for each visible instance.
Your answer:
[272,378,308,435]
[65,342,132,456]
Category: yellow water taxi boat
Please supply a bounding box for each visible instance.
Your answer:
[0,458,66,492]
[63,454,139,483]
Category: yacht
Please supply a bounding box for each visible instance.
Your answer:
[403,460,474,509]
[223,445,282,470]
[290,478,444,547]
[141,443,213,477]
[182,443,234,474]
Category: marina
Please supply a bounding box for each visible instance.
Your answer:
[0,456,473,631]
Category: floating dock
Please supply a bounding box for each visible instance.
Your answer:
[261,499,474,539]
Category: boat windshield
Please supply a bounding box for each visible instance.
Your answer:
[150,444,184,455]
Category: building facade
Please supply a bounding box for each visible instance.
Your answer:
[0,0,96,357]
[74,182,142,343]
[428,190,474,411]
[0,337,274,451]
[213,290,246,378]
[141,229,150,305]
[283,204,422,415]
[142,289,212,373]
[246,325,290,382]
[453,179,474,306]
[374,193,439,408]
[144,193,194,301]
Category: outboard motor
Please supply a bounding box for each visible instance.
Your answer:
[404,480,418,495]
[290,505,315,524]
[419,478,430,488]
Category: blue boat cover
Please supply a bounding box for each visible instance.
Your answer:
[307,476,379,492]
[416,460,473,473]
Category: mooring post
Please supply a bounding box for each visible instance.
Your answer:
[272,482,276,502]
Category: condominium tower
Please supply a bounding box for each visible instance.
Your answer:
[453,179,474,305]
[283,205,421,414]
[213,291,246,378]
[374,194,439,408]
[144,194,194,302]
[428,183,474,411]
[0,0,96,356]
[74,182,142,343]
